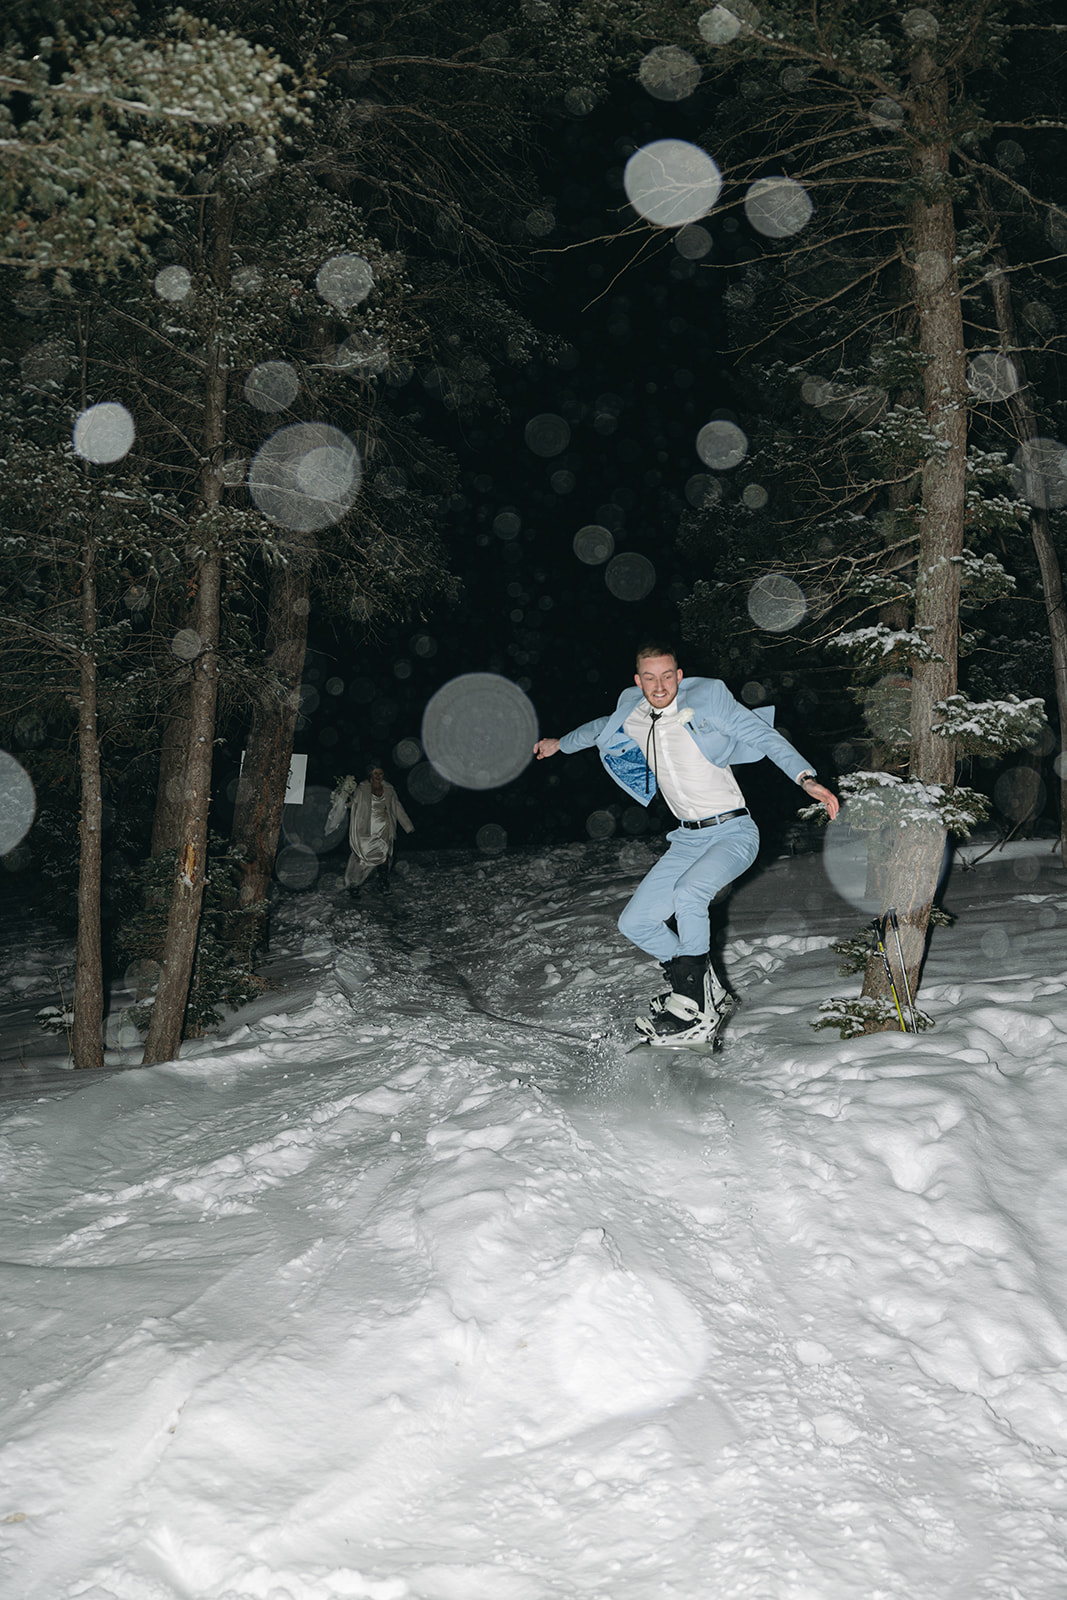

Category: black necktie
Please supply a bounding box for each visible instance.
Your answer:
[646,711,661,794]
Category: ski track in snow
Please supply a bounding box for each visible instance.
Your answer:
[2,841,1067,1599]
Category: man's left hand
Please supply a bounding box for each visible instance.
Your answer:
[801,778,840,821]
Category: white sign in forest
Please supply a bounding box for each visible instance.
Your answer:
[239,751,307,806]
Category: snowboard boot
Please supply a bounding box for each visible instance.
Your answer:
[637,954,734,1045]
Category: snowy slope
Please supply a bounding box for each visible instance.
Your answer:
[2,839,1067,1600]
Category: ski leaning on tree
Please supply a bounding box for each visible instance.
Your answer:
[534,645,840,1046]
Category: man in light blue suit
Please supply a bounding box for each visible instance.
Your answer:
[534,642,839,1043]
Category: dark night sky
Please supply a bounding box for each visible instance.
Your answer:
[292,80,806,857]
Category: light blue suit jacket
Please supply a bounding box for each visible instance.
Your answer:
[559,677,812,807]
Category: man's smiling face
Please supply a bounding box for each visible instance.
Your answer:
[635,653,683,709]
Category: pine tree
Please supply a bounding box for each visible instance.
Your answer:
[2,2,302,1064]
[638,0,1065,1029]
[2,0,616,1062]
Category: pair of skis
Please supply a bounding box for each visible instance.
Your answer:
[871,908,920,1032]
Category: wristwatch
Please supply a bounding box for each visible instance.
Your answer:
[797,770,817,786]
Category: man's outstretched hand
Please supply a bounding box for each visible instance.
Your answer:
[533,737,560,760]
[801,778,840,821]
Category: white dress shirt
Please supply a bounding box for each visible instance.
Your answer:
[623,699,745,821]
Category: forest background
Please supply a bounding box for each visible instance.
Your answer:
[1,0,1066,1066]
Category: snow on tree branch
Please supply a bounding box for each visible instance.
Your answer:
[821,771,991,838]
[826,625,945,670]
[932,693,1048,755]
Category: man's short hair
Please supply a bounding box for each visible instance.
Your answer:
[635,640,679,667]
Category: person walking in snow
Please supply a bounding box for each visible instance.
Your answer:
[327,761,414,897]
[533,642,839,1043]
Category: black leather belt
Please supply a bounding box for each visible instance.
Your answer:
[679,808,749,830]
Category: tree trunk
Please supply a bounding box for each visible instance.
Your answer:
[230,562,311,947]
[976,180,1067,861]
[862,47,966,1022]
[142,202,233,1065]
[141,549,222,1063]
[71,538,105,1069]
[150,688,192,858]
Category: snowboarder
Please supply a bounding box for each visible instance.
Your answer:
[533,643,839,1044]
[327,762,414,896]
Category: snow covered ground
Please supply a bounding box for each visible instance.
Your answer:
[3,834,1067,1600]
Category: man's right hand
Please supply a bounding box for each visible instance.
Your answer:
[533,737,560,760]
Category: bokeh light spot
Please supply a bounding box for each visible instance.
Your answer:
[980,925,1012,960]
[334,334,389,375]
[698,3,759,45]
[494,510,522,540]
[123,957,160,1000]
[170,628,203,661]
[869,96,905,131]
[524,413,571,457]
[421,673,538,791]
[393,737,422,768]
[968,353,1020,402]
[675,223,713,260]
[605,552,656,601]
[315,254,375,312]
[73,403,135,464]
[1011,437,1067,509]
[249,424,362,531]
[741,483,769,509]
[996,142,1025,172]
[573,524,615,565]
[902,7,939,40]
[624,140,722,228]
[244,361,299,414]
[296,444,359,503]
[638,45,702,102]
[525,208,555,238]
[1046,210,1067,253]
[743,177,813,239]
[747,574,807,631]
[1024,301,1056,337]
[407,761,451,805]
[994,766,1044,824]
[21,338,76,386]
[780,65,811,92]
[586,810,616,840]
[685,473,723,509]
[154,265,192,302]
[864,676,912,748]
[476,823,508,854]
[282,786,338,857]
[275,845,319,890]
[0,751,36,855]
[564,86,597,116]
[232,266,263,296]
[821,821,882,915]
[696,419,748,469]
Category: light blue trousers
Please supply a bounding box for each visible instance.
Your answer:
[617,814,760,961]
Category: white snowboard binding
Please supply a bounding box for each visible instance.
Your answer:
[635,954,736,1050]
